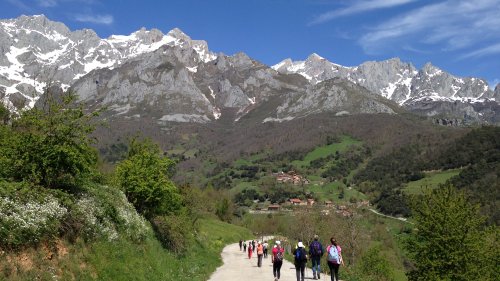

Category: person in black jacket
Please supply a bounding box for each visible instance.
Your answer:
[293,241,308,281]
[309,235,324,280]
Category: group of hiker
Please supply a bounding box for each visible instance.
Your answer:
[239,239,270,267]
[238,235,344,281]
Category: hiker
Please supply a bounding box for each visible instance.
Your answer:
[243,241,247,252]
[293,241,308,281]
[248,241,253,259]
[263,240,269,258]
[239,239,243,251]
[257,241,264,267]
[309,234,324,280]
[326,238,344,281]
[272,240,285,281]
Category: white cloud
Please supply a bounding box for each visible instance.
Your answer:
[37,0,58,7]
[460,43,500,59]
[359,0,500,55]
[74,14,113,25]
[310,0,417,25]
[6,0,31,10]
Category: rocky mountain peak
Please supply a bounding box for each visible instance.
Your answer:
[421,62,443,77]
[306,53,325,62]
[166,27,191,42]
[12,14,70,36]
[271,58,293,72]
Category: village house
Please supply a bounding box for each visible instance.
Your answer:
[307,199,315,206]
[324,200,333,207]
[289,198,302,205]
[274,171,309,185]
[356,200,370,208]
[268,204,281,211]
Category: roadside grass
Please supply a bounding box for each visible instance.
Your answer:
[0,218,252,281]
[403,169,461,195]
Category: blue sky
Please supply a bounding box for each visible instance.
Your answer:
[2,0,500,87]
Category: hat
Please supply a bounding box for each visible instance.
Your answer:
[314,234,319,240]
[298,241,304,248]
[275,240,281,245]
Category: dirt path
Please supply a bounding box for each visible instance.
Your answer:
[208,242,332,281]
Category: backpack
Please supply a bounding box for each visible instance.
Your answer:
[311,241,322,256]
[276,248,284,262]
[295,248,307,262]
[327,245,340,264]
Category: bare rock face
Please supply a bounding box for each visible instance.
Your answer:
[0,15,498,125]
[274,56,498,124]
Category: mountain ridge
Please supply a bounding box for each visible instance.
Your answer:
[0,15,499,125]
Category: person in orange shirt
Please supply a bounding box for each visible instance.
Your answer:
[256,241,264,267]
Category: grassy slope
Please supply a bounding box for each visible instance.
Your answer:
[292,136,361,168]
[1,218,252,281]
[403,169,461,195]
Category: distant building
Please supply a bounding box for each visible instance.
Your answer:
[290,198,302,205]
[268,205,281,211]
[274,171,309,185]
[307,199,315,206]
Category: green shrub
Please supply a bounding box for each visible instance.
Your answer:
[9,92,100,190]
[356,245,396,281]
[0,182,67,248]
[115,138,182,218]
[151,214,194,255]
[68,185,150,242]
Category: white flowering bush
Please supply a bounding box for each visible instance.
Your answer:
[71,185,150,242]
[0,194,67,247]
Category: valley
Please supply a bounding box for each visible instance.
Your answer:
[0,12,499,281]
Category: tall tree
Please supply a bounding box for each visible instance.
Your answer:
[115,138,181,218]
[9,92,99,189]
[405,184,491,281]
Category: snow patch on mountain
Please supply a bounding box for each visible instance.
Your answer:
[274,55,497,107]
[0,15,218,111]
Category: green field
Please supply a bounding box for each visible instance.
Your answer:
[307,182,367,203]
[403,169,461,195]
[292,136,361,168]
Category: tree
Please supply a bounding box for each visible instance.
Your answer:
[215,197,234,222]
[356,245,395,281]
[115,138,181,218]
[0,102,9,125]
[9,92,99,189]
[405,184,489,281]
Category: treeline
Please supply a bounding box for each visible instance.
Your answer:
[320,146,371,180]
[353,126,500,223]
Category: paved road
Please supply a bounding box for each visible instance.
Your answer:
[208,242,332,281]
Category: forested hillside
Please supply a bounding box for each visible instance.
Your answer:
[353,126,499,223]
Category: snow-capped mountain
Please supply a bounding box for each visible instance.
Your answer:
[0,15,498,125]
[273,55,498,106]
[0,15,216,110]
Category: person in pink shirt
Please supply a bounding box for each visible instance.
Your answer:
[326,237,344,281]
[271,241,285,281]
